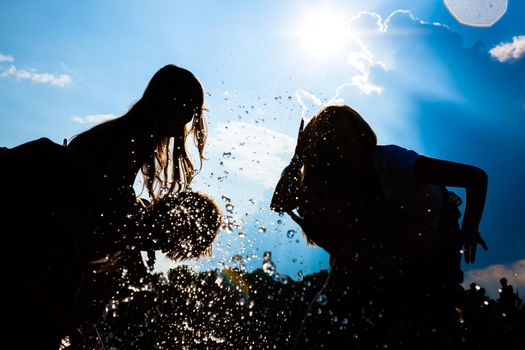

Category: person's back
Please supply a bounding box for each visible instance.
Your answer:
[0,138,103,348]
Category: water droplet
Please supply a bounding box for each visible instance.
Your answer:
[262,260,276,276]
[221,218,233,233]
[223,152,232,159]
[232,254,243,263]
[215,275,223,286]
[262,250,277,277]
[258,226,266,233]
[297,270,304,281]
[317,294,328,305]
[238,231,246,238]
[287,229,296,239]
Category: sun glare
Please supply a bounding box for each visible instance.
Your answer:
[295,8,348,59]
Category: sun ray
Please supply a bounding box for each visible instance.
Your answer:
[294,7,349,59]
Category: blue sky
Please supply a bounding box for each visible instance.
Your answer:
[1,0,523,296]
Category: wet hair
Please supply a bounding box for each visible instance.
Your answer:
[145,191,222,261]
[296,105,377,247]
[139,65,208,198]
[68,64,207,201]
[302,105,376,170]
[298,104,376,190]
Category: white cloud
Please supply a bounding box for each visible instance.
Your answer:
[0,53,14,62]
[349,9,448,33]
[464,259,525,298]
[71,114,117,124]
[0,52,72,87]
[346,37,386,95]
[489,35,525,62]
[1,65,72,87]
[339,10,449,96]
[294,9,453,103]
[208,122,296,188]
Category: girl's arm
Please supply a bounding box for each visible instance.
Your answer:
[413,156,488,263]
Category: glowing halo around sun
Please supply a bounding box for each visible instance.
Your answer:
[294,8,349,59]
[444,0,507,27]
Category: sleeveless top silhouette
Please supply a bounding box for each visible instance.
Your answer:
[374,145,444,230]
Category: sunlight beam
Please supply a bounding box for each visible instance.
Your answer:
[294,8,349,59]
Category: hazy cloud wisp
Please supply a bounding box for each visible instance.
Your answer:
[0,53,14,62]
[209,121,296,188]
[71,114,117,124]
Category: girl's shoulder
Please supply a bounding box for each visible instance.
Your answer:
[376,144,415,155]
[375,144,421,183]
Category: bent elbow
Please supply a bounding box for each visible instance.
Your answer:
[476,167,488,185]
[467,166,488,191]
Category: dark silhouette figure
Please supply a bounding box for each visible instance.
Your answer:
[498,278,523,320]
[271,104,489,348]
[0,65,217,349]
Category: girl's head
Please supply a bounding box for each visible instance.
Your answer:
[300,105,376,186]
[68,65,206,201]
[145,191,222,261]
[296,105,377,245]
[302,104,376,166]
[138,65,208,199]
[142,64,205,133]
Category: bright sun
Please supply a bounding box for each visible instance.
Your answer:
[295,8,348,59]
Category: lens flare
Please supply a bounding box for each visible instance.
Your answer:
[223,267,250,298]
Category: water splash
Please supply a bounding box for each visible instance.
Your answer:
[262,251,277,277]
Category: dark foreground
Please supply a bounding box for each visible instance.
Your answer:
[67,265,524,350]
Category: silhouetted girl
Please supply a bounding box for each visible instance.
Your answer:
[1,65,211,349]
[272,104,488,348]
[66,64,208,258]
